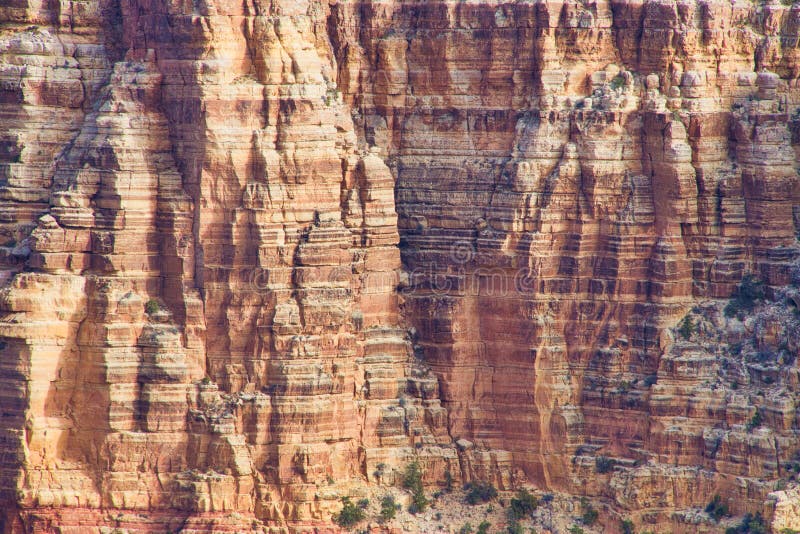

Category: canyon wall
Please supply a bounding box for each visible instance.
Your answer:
[1,0,800,532]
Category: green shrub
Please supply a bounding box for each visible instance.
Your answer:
[506,520,525,534]
[509,488,538,520]
[581,506,598,526]
[379,495,397,522]
[568,526,585,534]
[705,495,730,521]
[595,456,615,473]
[145,299,160,315]
[476,521,491,534]
[677,315,695,340]
[458,523,474,534]
[725,275,765,317]
[357,498,369,509]
[621,519,635,534]
[725,512,767,534]
[747,411,763,432]
[464,481,498,505]
[334,497,365,528]
[403,461,428,513]
[610,74,625,90]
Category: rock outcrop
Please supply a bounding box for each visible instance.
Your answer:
[1,0,800,532]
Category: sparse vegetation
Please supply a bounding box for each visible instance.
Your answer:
[464,481,498,505]
[724,512,767,534]
[506,520,525,534]
[357,498,369,509]
[621,519,635,534]
[595,456,615,474]
[508,488,538,520]
[580,499,599,526]
[458,523,474,534]
[379,495,397,522]
[403,461,429,513]
[747,410,763,432]
[610,74,625,90]
[476,520,491,534]
[568,526,585,534]
[444,468,454,492]
[725,274,766,317]
[705,494,730,522]
[334,497,365,528]
[677,315,695,340]
[145,299,160,315]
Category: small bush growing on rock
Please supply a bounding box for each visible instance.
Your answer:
[334,497,365,528]
[457,523,474,534]
[402,461,428,513]
[595,456,615,474]
[509,488,538,520]
[677,315,695,339]
[747,411,763,432]
[621,519,635,534]
[568,526,585,534]
[705,494,730,521]
[357,498,369,509]
[379,495,397,522]
[506,520,525,534]
[464,481,498,505]
[145,299,160,315]
[444,468,454,492]
[476,520,491,534]
[580,503,598,526]
[725,275,766,317]
[724,512,767,534]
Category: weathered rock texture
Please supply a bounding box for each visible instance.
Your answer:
[1,0,800,532]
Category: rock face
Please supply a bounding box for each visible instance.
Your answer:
[1,0,800,532]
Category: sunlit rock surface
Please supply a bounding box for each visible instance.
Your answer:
[1,1,800,532]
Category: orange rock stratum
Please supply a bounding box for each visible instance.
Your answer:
[1,1,800,532]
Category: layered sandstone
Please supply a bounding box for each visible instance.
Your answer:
[1,0,800,532]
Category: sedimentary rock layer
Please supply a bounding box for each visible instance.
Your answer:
[330,0,800,527]
[1,0,800,532]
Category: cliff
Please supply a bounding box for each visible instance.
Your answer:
[1,0,799,532]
